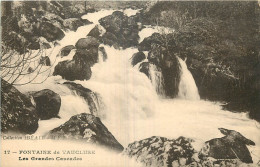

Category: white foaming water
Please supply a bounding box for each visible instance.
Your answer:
[123,8,140,17]
[138,25,174,43]
[10,9,260,165]
[177,57,200,100]
[81,9,115,24]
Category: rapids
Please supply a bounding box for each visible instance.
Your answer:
[10,9,260,164]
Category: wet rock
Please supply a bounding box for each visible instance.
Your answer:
[46,113,123,152]
[39,56,51,66]
[98,46,107,62]
[124,136,195,167]
[139,62,150,77]
[199,128,255,163]
[60,45,75,57]
[99,11,139,48]
[1,79,39,134]
[131,51,146,66]
[73,47,99,67]
[75,37,100,50]
[138,33,163,52]
[100,32,120,49]
[87,25,105,38]
[29,89,61,120]
[63,82,104,116]
[53,59,92,81]
[39,22,65,42]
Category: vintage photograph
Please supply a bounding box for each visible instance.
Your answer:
[1,1,260,166]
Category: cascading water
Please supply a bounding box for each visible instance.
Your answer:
[8,9,260,165]
[177,57,200,100]
[148,64,165,96]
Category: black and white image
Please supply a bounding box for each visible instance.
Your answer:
[1,1,260,166]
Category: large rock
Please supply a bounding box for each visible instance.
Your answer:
[138,33,164,52]
[87,25,105,38]
[99,11,139,48]
[1,80,39,134]
[46,113,124,152]
[60,45,75,57]
[124,136,195,167]
[63,82,104,116]
[29,89,61,120]
[75,37,100,50]
[53,59,92,81]
[199,128,255,163]
[38,22,65,42]
[131,51,146,66]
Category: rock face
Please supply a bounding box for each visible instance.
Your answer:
[46,113,124,152]
[131,52,146,66]
[63,82,104,116]
[124,136,195,167]
[99,11,139,48]
[29,89,61,120]
[38,22,65,42]
[53,59,92,81]
[199,128,255,163]
[60,45,75,57]
[138,33,163,52]
[1,79,39,134]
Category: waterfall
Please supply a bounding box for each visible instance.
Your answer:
[177,57,200,100]
[148,64,165,96]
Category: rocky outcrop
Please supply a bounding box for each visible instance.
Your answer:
[46,113,123,152]
[199,128,255,163]
[53,59,92,81]
[131,52,146,66]
[99,11,139,48]
[63,82,104,116]
[138,33,163,52]
[124,136,195,167]
[1,80,39,134]
[60,45,75,57]
[29,89,61,120]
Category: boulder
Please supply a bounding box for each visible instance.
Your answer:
[131,51,146,66]
[60,45,75,57]
[124,136,195,167]
[1,79,39,134]
[29,89,61,120]
[63,82,104,116]
[199,128,255,163]
[99,11,139,48]
[100,32,120,49]
[87,25,105,38]
[75,37,100,50]
[38,22,65,42]
[39,56,51,66]
[46,113,124,152]
[53,59,92,81]
[73,47,99,67]
[138,33,164,52]
[99,11,128,34]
